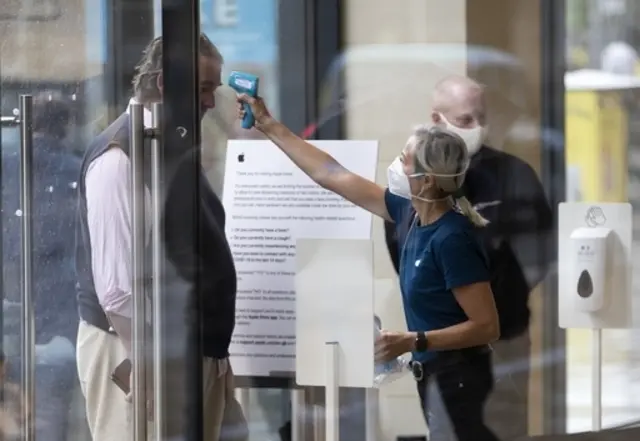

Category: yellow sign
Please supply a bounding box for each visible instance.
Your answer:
[565,90,628,202]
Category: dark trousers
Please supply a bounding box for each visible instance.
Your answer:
[416,350,500,441]
[485,333,530,440]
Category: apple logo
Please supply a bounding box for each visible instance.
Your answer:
[237,153,245,163]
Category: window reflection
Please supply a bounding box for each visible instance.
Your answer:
[3,0,640,440]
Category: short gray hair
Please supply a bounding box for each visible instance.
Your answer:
[132,33,223,104]
[408,125,489,227]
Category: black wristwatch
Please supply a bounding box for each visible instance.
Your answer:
[415,332,428,352]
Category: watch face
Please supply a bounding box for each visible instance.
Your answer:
[415,332,428,352]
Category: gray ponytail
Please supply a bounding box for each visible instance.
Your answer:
[409,125,489,228]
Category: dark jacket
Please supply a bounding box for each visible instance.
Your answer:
[2,134,81,343]
[384,145,554,339]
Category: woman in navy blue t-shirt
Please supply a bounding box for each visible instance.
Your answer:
[238,95,500,441]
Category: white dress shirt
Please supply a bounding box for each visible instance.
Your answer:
[85,98,231,373]
[85,99,151,319]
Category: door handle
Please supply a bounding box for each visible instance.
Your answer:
[1,109,21,127]
[130,102,165,440]
[150,102,166,437]
[129,102,148,441]
[18,94,36,441]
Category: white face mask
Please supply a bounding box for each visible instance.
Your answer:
[386,157,466,201]
[439,114,488,156]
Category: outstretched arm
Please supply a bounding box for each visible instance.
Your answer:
[238,94,392,222]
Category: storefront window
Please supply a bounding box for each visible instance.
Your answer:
[339,2,553,440]
[0,1,290,440]
[565,0,640,433]
[5,0,640,440]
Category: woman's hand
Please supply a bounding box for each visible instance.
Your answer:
[236,93,275,129]
[375,330,415,363]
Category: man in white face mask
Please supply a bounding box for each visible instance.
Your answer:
[431,75,488,156]
[384,75,554,441]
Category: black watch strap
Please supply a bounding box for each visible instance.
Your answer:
[415,332,428,352]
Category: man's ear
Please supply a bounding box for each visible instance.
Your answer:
[156,73,163,95]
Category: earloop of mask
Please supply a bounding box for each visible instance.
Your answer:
[448,165,468,198]
[432,169,467,200]
[426,167,469,178]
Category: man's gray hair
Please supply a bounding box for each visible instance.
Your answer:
[132,33,223,104]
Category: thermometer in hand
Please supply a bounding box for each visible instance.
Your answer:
[228,71,260,129]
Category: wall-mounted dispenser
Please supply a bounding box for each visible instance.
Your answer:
[559,202,635,433]
[570,227,612,312]
[558,203,633,329]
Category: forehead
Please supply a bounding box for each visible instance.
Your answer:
[401,142,419,166]
[402,141,417,157]
[435,88,484,118]
[199,55,222,84]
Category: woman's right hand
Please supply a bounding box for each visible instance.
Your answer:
[236,94,274,130]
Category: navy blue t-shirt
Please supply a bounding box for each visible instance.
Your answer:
[384,189,490,362]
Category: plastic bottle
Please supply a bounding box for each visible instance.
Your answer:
[373,315,410,386]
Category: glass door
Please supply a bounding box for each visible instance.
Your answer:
[149,1,208,439]
[1,3,96,440]
[0,0,208,440]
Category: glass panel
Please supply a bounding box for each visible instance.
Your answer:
[197,2,304,440]
[0,0,311,439]
[0,1,107,439]
[565,0,640,434]
[336,1,560,440]
[0,0,198,440]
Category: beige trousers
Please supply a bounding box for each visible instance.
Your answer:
[76,321,247,441]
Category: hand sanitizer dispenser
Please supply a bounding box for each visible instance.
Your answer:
[570,227,612,312]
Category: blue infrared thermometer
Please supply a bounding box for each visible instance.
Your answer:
[228,71,260,129]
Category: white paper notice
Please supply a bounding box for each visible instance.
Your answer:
[222,140,379,378]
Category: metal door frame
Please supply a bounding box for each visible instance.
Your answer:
[157,1,205,440]
[540,0,567,435]
[105,0,154,119]
[128,1,206,440]
[0,94,37,441]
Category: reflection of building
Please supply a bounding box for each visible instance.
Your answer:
[0,0,152,144]
[0,0,101,82]
[0,0,92,125]
[564,69,640,203]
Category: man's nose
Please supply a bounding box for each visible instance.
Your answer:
[203,95,215,110]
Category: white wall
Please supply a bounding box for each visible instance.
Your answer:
[343,1,467,438]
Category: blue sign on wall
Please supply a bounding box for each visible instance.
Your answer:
[88,0,277,66]
[200,0,277,65]
[86,0,108,63]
